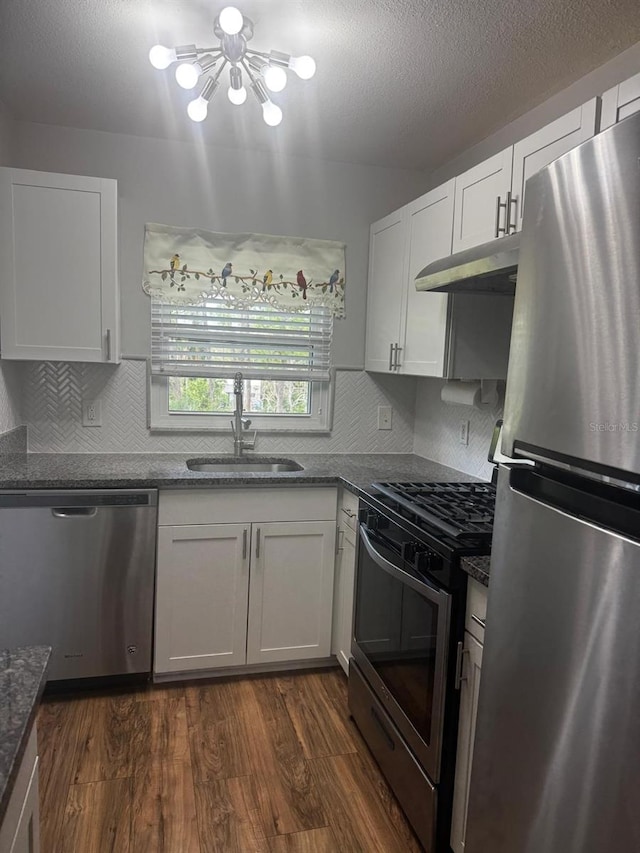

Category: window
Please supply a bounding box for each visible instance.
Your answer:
[149,298,332,431]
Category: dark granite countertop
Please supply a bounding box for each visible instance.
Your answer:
[0,646,50,825]
[461,556,491,587]
[0,452,480,494]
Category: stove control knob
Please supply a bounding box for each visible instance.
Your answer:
[428,552,443,575]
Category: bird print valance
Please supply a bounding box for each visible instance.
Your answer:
[142,223,346,317]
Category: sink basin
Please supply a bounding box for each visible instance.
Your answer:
[186,458,303,473]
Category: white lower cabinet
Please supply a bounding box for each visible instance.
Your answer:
[331,489,359,674]
[247,520,336,665]
[155,523,249,673]
[451,578,488,853]
[154,488,337,676]
[0,727,40,853]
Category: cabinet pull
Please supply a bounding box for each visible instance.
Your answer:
[393,345,402,371]
[256,527,261,559]
[471,613,486,629]
[507,192,518,234]
[388,343,395,371]
[454,640,469,690]
[494,195,507,237]
[242,527,248,560]
[341,507,357,519]
[105,328,112,361]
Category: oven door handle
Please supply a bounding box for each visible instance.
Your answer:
[359,524,449,607]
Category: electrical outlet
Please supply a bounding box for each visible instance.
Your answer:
[377,405,392,430]
[82,399,102,427]
[459,419,470,446]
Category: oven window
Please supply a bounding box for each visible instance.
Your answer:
[354,535,440,746]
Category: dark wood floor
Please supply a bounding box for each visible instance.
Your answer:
[37,667,423,852]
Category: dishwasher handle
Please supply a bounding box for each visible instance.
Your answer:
[52,507,98,518]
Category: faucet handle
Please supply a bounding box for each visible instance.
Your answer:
[241,418,252,430]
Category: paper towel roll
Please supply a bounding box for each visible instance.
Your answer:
[441,380,498,410]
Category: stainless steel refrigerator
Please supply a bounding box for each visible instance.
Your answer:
[466,112,640,853]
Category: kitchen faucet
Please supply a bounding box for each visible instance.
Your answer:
[231,372,257,457]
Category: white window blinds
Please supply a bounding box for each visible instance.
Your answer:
[151,299,332,381]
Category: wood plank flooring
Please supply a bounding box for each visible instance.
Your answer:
[37,668,423,853]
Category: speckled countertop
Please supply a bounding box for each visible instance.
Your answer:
[0,646,50,825]
[0,452,480,494]
[461,556,491,587]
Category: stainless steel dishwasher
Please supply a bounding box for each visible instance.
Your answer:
[0,489,158,682]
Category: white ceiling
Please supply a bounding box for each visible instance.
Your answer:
[1,0,639,171]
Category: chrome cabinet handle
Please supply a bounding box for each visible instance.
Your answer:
[242,528,248,560]
[105,328,112,361]
[455,641,469,690]
[495,195,507,237]
[471,613,486,629]
[394,345,402,371]
[388,343,395,371]
[507,192,518,234]
[256,527,261,559]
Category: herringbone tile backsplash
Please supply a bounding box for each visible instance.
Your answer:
[24,360,417,455]
[0,362,23,434]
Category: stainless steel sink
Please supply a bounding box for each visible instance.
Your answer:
[186,458,303,473]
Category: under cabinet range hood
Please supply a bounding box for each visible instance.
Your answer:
[415,232,520,294]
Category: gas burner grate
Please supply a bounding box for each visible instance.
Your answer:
[372,481,496,542]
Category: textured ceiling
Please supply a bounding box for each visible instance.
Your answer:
[1,0,639,170]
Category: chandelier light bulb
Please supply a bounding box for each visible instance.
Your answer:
[263,66,287,93]
[219,6,244,35]
[228,85,248,105]
[290,55,316,80]
[149,44,177,70]
[175,62,200,90]
[187,96,209,122]
[262,101,283,127]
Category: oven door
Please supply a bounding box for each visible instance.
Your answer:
[352,519,451,782]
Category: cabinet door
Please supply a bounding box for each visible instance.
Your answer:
[155,523,249,673]
[0,168,118,363]
[332,527,356,675]
[247,521,336,665]
[452,149,513,252]
[364,208,408,373]
[601,72,640,130]
[510,99,598,232]
[0,727,40,853]
[401,181,454,377]
[450,631,483,853]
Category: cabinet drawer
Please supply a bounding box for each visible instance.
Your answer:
[159,487,337,526]
[466,577,488,644]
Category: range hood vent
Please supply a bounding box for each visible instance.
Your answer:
[415,232,520,294]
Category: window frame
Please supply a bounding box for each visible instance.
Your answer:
[148,368,334,433]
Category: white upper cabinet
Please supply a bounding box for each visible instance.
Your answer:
[402,181,455,377]
[452,98,598,250]
[601,72,640,129]
[364,208,408,373]
[0,168,119,363]
[511,99,598,232]
[452,148,513,252]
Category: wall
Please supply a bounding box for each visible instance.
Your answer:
[427,40,640,188]
[10,120,429,368]
[23,360,416,454]
[413,379,498,480]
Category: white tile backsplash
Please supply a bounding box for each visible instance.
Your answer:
[24,360,417,454]
[413,377,501,480]
[0,362,23,434]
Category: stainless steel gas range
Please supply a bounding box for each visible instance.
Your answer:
[348,481,495,852]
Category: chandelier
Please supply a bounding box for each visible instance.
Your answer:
[149,5,316,127]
